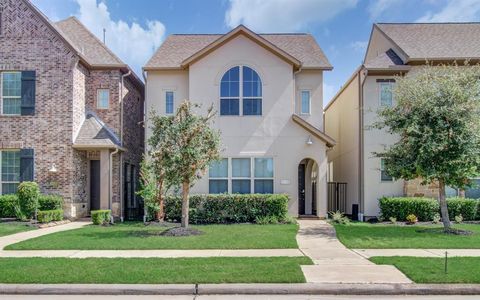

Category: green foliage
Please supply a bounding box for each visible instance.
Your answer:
[455,214,463,223]
[329,211,350,224]
[164,194,289,224]
[255,215,279,225]
[432,213,441,224]
[446,197,479,221]
[91,210,111,225]
[0,194,18,218]
[379,197,439,221]
[37,210,63,223]
[137,158,161,221]
[17,182,40,219]
[389,217,397,224]
[38,195,63,210]
[406,214,418,224]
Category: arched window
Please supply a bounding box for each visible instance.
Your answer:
[220,66,262,116]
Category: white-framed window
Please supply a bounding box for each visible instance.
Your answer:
[97,89,110,109]
[300,90,311,115]
[220,66,262,116]
[0,150,21,195]
[209,157,274,194]
[380,158,393,182]
[165,91,174,115]
[1,72,22,115]
[379,82,394,107]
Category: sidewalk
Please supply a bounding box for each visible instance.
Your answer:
[353,249,480,258]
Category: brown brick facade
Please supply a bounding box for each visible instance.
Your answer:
[404,178,440,199]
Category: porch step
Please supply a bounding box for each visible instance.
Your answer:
[297,215,322,220]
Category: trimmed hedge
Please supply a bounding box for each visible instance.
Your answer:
[91,210,111,225]
[37,210,63,223]
[0,195,18,218]
[17,181,40,219]
[38,195,63,210]
[446,197,479,221]
[164,194,289,224]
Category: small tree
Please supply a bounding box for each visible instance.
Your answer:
[374,63,480,231]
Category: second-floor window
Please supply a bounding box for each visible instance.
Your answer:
[220,66,262,116]
[301,90,310,115]
[1,72,21,115]
[97,89,109,109]
[380,158,393,182]
[165,91,174,115]
[379,82,394,107]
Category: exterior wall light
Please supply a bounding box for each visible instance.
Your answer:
[49,163,58,173]
[306,136,313,145]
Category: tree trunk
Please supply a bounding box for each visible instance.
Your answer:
[155,180,165,222]
[438,179,451,230]
[181,181,190,228]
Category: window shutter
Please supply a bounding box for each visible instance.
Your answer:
[20,149,34,182]
[21,71,36,116]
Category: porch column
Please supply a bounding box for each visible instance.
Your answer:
[99,149,110,210]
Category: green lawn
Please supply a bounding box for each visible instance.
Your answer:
[334,223,480,249]
[6,223,298,250]
[0,223,34,237]
[0,257,311,283]
[371,256,480,283]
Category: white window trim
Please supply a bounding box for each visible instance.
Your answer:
[165,91,175,115]
[300,90,311,115]
[380,158,393,182]
[0,149,21,195]
[209,158,229,193]
[96,89,110,109]
[378,82,394,107]
[0,71,22,116]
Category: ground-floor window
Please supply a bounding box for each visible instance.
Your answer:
[209,157,274,194]
[0,150,20,194]
[380,158,393,182]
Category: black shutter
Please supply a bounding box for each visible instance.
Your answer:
[21,71,36,116]
[20,149,34,182]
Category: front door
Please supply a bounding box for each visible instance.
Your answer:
[298,163,306,215]
[90,160,101,211]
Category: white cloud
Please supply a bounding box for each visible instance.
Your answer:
[417,0,480,22]
[225,0,358,32]
[367,0,403,20]
[350,40,368,52]
[75,0,166,75]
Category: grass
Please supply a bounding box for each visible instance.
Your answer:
[0,222,34,237]
[6,222,298,250]
[371,256,480,283]
[334,222,480,249]
[0,257,312,283]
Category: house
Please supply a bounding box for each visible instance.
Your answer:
[324,23,480,220]
[0,0,145,220]
[144,25,335,217]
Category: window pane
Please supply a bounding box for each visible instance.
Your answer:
[2,72,21,97]
[220,67,240,97]
[1,151,20,182]
[3,98,21,115]
[97,89,109,109]
[254,179,273,194]
[380,83,393,107]
[380,159,393,181]
[232,158,250,177]
[465,179,480,199]
[232,179,250,194]
[209,158,228,178]
[243,99,262,115]
[2,183,18,195]
[220,99,239,115]
[242,67,261,97]
[166,91,174,114]
[255,158,273,178]
[301,91,310,114]
[209,180,228,194]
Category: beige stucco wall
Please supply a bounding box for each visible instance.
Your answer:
[364,27,408,64]
[324,72,360,215]
[145,34,329,217]
[295,70,324,130]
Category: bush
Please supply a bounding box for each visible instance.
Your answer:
[91,210,111,225]
[389,217,397,224]
[455,214,464,223]
[38,195,63,210]
[447,198,478,221]
[37,210,63,223]
[432,213,441,224]
[17,182,40,219]
[329,210,350,224]
[379,197,439,221]
[0,194,18,218]
[255,215,279,225]
[406,214,418,224]
[164,194,289,224]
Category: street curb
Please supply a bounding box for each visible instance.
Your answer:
[1,283,480,295]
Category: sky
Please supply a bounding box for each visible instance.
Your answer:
[32,0,480,105]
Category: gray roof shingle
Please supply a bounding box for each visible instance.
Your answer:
[364,48,405,69]
[74,113,121,148]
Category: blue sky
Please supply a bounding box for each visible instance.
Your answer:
[32,0,480,104]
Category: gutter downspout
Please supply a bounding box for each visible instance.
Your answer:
[293,66,302,115]
[142,69,148,223]
[119,70,131,222]
[358,67,367,222]
[109,147,119,223]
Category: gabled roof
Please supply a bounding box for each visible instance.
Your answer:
[375,23,480,62]
[73,113,124,150]
[144,25,332,70]
[291,114,336,148]
[364,48,410,70]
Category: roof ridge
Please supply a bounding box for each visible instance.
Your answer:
[377,22,480,25]
[170,32,309,36]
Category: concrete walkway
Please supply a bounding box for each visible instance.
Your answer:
[353,249,480,258]
[296,220,412,284]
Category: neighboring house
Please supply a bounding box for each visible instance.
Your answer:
[324,23,480,220]
[0,0,145,220]
[144,25,335,217]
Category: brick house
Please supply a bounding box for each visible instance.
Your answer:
[0,0,145,220]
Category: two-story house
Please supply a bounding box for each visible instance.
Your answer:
[324,23,480,220]
[144,25,335,217]
[0,0,145,220]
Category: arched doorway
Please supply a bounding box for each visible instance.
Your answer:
[298,158,319,216]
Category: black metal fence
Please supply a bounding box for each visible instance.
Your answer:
[327,182,347,213]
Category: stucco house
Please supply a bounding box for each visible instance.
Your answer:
[144,25,335,217]
[324,22,480,220]
[0,0,145,220]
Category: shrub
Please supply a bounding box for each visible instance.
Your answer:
[0,194,18,218]
[432,213,441,224]
[447,198,478,221]
[37,210,63,223]
[455,214,464,223]
[379,197,439,221]
[38,195,63,210]
[389,217,397,224]
[91,210,111,225]
[17,182,40,219]
[406,214,418,224]
[329,210,350,224]
[164,194,289,224]
[255,215,278,225]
